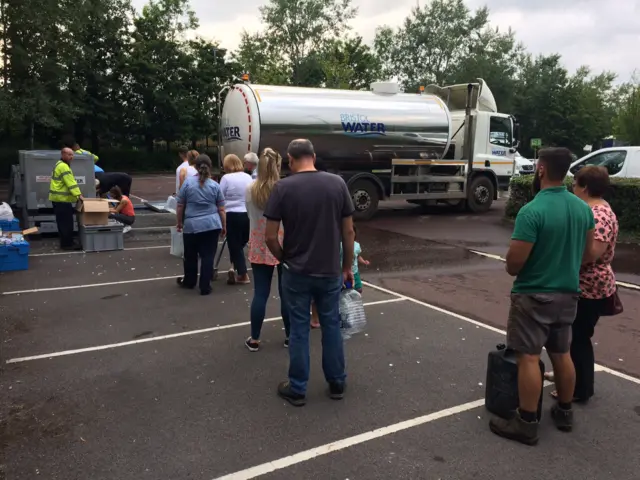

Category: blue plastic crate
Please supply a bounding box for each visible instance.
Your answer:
[0,218,20,232]
[0,241,29,272]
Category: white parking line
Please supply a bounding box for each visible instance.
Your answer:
[469,250,640,291]
[4,298,406,364]
[212,398,486,480]
[362,280,640,387]
[2,267,239,295]
[29,242,224,257]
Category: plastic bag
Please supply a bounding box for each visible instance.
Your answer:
[170,226,184,258]
[165,195,178,214]
[339,288,367,340]
[0,202,14,222]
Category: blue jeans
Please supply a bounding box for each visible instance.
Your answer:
[250,263,290,340]
[282,269,346,395]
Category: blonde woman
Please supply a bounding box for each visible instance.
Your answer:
[220,154,253,284]
[244,148,290,351]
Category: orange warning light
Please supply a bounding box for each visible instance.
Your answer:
[419,86,425,92]
[241,73,250,82]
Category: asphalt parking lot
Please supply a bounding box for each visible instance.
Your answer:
[2,218,640,480]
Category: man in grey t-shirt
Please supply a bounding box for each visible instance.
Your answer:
[264,139,355,406]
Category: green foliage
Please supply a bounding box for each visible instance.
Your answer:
[614,79,640,145]
[506,175,640,232]
[0,0,638,177]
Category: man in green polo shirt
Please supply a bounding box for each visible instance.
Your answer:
[490,147,594,445]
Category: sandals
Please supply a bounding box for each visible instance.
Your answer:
[545,371,590,403]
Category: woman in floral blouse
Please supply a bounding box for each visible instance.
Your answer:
[547,165,619,402]
[244,148,290,352]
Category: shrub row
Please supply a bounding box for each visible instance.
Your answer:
[0,148,221,179]
[506,174,640,231]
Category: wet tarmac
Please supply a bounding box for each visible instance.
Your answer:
[2,174,640,479]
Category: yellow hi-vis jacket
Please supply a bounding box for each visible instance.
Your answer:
[74,148,99,163]
[49,161,82,203]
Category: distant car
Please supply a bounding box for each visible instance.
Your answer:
[567,147,640,179]
[513,152,535,176]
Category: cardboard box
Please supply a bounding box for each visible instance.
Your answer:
[77,198,110,226]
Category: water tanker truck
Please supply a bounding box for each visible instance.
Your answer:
[219,79,520,220]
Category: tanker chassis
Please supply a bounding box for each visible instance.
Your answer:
[219,79,520,220]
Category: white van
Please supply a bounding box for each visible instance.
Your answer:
[568,147,640,178]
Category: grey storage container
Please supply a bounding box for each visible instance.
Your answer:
[79,221,124,252]
[18,150,96,210]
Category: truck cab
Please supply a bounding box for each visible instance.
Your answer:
[427,79,518,191]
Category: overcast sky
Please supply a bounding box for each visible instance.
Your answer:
[132,0,639,82]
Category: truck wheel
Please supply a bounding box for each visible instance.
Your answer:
[350,180,380,221]
[467,176,494,213]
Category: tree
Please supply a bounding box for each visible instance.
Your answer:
[67,0,134,151]
[321,37,381,90]
[374,0,490,90]
[235,0,357,87]
[614,77,640,145]
[125,0,199,150]
[232,31,289,85]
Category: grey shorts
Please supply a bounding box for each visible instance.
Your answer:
[507,293,579,355]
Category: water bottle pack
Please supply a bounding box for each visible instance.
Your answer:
[339,284,367,340]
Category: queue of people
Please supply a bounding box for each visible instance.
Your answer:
[491,147,620,446]
[174,139,356,406]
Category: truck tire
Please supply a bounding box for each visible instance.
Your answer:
[350,179,380,221]
[467,175,494,213]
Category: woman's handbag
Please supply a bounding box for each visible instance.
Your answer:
[600,288,623,316]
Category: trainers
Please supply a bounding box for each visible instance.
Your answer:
[489,410,539,446]
[550,404,573,432]
[277,381,306,407]
[245,337,260,352]
[123,225,132,234]
[227,268,236,285]
[283,338,289,348]
[328,382,346,400]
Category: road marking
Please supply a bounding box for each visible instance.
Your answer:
[29,242,225,257]
[469,250,640,291]
[3,265,237,295]
[212,398,486,480]
[362,280,640,386]
[4,298,406,364]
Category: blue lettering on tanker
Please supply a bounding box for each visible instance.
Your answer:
[223,126,241,141]
[340,113,386,137]
[491,150,506,156]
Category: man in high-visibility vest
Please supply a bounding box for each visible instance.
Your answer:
[49,147,84,250]
[72,142,104,173]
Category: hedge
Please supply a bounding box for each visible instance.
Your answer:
[0,147,221,179]
[506,175,640,232]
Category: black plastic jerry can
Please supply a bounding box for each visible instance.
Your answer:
[485,343,545,421]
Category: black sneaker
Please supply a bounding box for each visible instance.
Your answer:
[284,338,289,348]
[176,277,194,289]
[245,337,260,352]
[550,404,573,432]
[489,410,539,446]
[277,381,306,407]
[328,382,346,400]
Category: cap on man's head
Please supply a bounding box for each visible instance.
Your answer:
[287,139,315,160]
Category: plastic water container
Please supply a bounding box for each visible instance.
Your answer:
[339,287,367,340]
[0,241,30,272]
[0,218,20,232]
[485,343,545,421]
[79,222,124,252]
